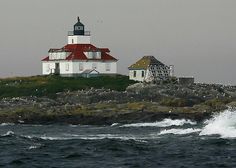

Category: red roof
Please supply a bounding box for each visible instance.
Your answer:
[42,56,49,61]
[42,44,117,61]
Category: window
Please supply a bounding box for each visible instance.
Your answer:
[133,71,136,77]
[66,63,69,71]
[92,52,96,59]
[105,63,111,71]
[79,62,83,71]
[141,71,145,77]
[96,52,101,59]
[92,63,97,69]
[71,39,74,44]
[75,26,83,30]
[87,52,96,59]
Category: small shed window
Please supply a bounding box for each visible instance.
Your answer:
[133,71,136,77]
[141,71,145,77]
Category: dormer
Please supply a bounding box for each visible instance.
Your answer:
[48,49,71,60]
[84,50,101,59]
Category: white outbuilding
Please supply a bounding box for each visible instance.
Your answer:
[42,17,118,77]
[128,56,174,82]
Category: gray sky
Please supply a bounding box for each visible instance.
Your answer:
[0,0,236,84]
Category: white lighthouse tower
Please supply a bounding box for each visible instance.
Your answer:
[67,17,91,44]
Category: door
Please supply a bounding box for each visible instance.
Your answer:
[55,63,60,75]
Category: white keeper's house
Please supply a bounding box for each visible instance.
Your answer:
[128,56,174,82]
[42,17,118,77]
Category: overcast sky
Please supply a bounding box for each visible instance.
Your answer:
[0,0,236,84]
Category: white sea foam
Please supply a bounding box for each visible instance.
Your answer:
[80,135,130,140]
[158,128,201,135]
[29,146,37,149]
[40,136,71,140]
[2,131,15,137]
[200,109,236,138]
[28,145,40,150]
[18,120,24,123]
[23,135,39,140]
[21,135,56,140]
[38,134,147,142]
[69,124,78,127]
[79,135,148,142]
[0,123,14,126]
[111,123,119,127]
[120,119,196,128]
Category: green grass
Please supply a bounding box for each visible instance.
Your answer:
[0,75,136,98]
[203,98,231,109]
[160,97,188,107]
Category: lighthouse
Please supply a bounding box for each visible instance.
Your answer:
[41,17,118,77]
[67,17,91,44]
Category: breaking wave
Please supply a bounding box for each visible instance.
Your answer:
[74,134,146,142]
[111,123,119,127]
[1,131,15,137]
[21,134,148,142]
[159,128,201,135]
[39,136,72,141]
[199,109,236,138]
[28,146,39,150]
[0,123,14,126]
[120,119,196,128]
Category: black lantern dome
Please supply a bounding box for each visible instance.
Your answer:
[73,17,84,35]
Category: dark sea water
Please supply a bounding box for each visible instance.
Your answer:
[1,109,236,168]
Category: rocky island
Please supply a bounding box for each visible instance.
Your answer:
[0,75,236,125]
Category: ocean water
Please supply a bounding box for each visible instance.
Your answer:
[1,110,236,168]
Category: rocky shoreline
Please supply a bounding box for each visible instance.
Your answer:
[0,83,236,125]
